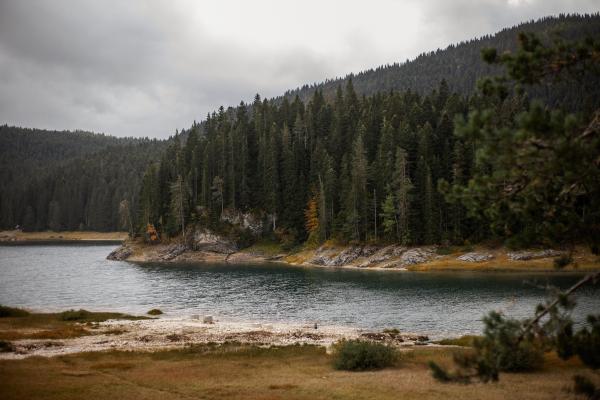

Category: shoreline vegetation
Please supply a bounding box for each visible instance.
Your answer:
[0,307,597,399]
[109,236,600,273]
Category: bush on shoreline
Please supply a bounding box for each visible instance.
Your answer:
[332,339,398,371]
[147,309,163,316]
[0,305,30,318]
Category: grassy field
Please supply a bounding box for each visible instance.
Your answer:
[0,344,595,400]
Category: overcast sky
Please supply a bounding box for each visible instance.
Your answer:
[0,0,597,138]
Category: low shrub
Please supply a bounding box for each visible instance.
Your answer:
[147,309,163,316]
[436,335,479,347]
[573,375,599,399]
[0,305,30,318]
[60,309,92,321]
[429,311,544,383]
[59,309,146,322]
[0,340,15,352]
[554,255,574,269]
[332,339,398,371]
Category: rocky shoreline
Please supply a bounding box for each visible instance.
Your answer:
[106,234,598,272]
[0,316,431,360]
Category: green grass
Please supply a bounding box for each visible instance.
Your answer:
[0,305,30,318]
[0,309,150,341]
[435,335,480,347]
[242,239,285,256]
[59,309,149,322]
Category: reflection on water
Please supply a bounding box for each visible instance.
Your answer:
[0,245,598,337]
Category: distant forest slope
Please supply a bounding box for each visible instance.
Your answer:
[283,14,600,110]
[0,125,169,231]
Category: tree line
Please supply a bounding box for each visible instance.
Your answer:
[138,79,507,245]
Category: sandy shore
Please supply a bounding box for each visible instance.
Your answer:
[0,230,127,243]
[0,316,430,360]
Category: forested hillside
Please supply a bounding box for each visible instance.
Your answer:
[139,81,480,245]
[285,14,600,111]
[0,126,168,231]
[138,15,600,247]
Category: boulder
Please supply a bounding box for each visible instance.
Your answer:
[316,245,382,266]
[400,248,436,265]
[358,245,407,267]
[308,246,339,265]
[507,249,562,261]
[106,245,132,261]
[457,252,494,262]
[328,246,364,266]
[220,210,264,236]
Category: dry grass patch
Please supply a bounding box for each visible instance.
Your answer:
[409,249,600,272]
[0,309,147,341]
[0,345,596,400]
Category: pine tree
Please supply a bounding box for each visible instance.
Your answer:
[347,134,368,241]
[170,175,189,239]
[211,176,224,216]
[394,147,413,244]
[381,191,397,239]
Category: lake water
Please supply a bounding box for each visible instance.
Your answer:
[0,245,598,338]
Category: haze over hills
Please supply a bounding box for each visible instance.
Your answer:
[1,13,598,235]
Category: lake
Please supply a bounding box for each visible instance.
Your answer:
[0,245,598,338]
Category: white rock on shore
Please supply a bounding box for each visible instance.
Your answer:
[457,252,494,262]
[507,249,562,261]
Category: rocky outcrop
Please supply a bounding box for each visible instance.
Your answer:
[329,246,371,266]
[158,244,188,261]
[106,245,133,261]
[400,248,436,265]
[507,249,562,261]
[309,245,379,266]
[307,244,436,268]
[457,252,494,262]
[220,210,265,236]
[358,245,408,267]
[190,230,237,254]
[309,246,341,266]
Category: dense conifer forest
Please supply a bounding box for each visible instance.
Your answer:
[285,14,600,110]
[0,126,168,231]
[139,80,479,245]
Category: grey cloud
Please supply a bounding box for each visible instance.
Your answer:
[0,0,597,138]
